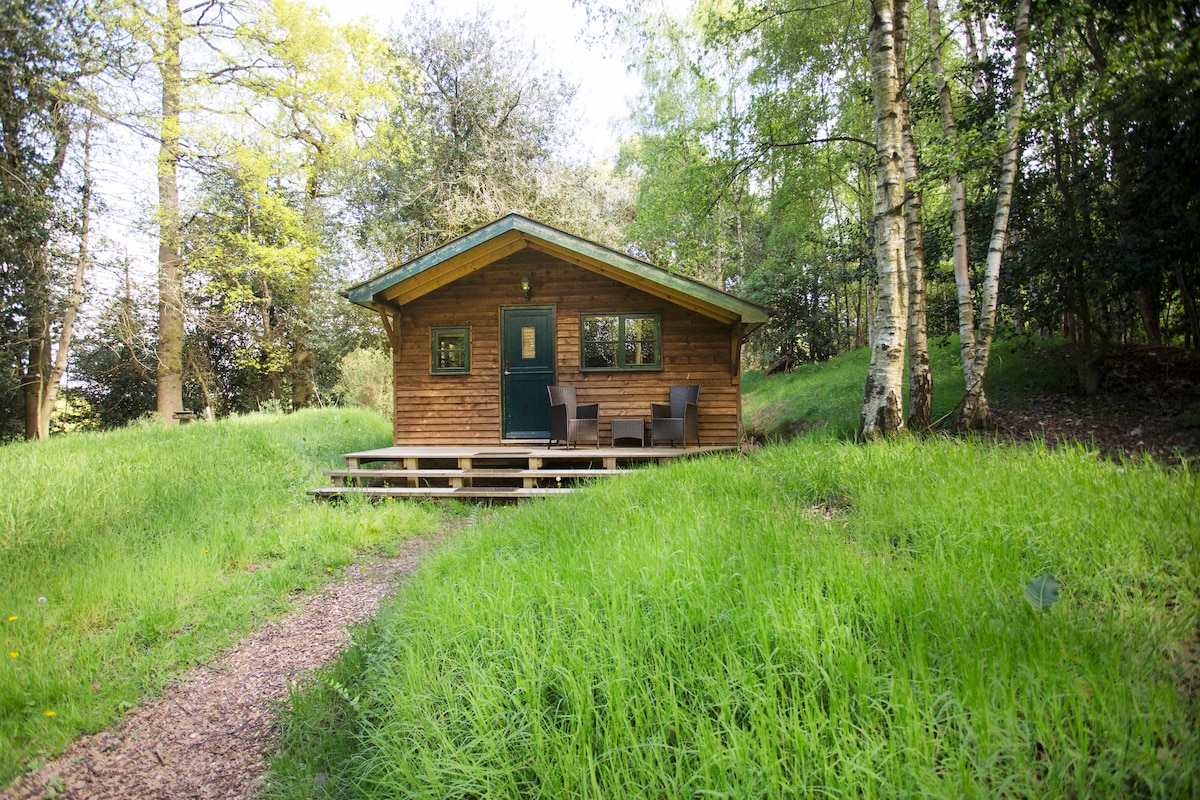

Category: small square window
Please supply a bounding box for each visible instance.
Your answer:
[431,326,470,375]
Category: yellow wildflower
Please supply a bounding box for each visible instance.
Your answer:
[43,710,55,718]
[6,616,15,622]
[326,567,333,573]
[7,652,16,659]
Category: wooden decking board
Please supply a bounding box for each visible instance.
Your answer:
[313,444,736,501]
[325,468,634,479]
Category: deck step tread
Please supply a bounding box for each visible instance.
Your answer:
[309,486,575,499]
[324,468,633,479]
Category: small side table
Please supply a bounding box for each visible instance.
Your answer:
[611,418,645,447]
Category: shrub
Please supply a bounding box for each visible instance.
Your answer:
[333,348,392,419]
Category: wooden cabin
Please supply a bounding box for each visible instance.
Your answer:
[342,214,770,448]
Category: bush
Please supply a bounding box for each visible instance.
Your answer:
[333,348,392,419]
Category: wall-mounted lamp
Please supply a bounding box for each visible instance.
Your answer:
[520,276,531,301]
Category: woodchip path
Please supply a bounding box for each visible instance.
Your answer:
[2,535,442,800]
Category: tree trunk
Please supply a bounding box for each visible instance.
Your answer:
[927,0,981,417]
[36,120,95,438]
[859,0,909,439]
[895,0,932,430]
[1178,268,1200,347]
[156,0,185,423]
[24,314,49,440]
[962,0,1031,429]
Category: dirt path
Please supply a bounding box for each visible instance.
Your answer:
[2,535,442,800]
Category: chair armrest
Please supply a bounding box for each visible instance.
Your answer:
[651,403,671,419]
[577,403,599,420]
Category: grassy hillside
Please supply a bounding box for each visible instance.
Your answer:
[269,442,1198,796]
[0,409,440,784]
[743,337,1073,440]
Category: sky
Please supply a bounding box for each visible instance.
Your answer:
[317,0,650,161]
[83,0,668,296]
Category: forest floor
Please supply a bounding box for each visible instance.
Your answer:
[991,345,1200,464]
[1,534,449,800]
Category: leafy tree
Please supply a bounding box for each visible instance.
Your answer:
[353,5,587,261]
[0,0,103,439]
[1008,0,1200,393]
[182,147,318,412]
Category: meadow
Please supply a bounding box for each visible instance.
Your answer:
[0,408,439,784]
[2,343,1196,798]
[265,347,1198,799]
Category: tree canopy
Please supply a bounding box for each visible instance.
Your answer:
[1,0,1196,438]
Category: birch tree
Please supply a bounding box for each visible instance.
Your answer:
[926,0,1032,429]
[859,0,909,438]
[894,0,931,430]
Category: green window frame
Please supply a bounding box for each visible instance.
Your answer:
[581,313,662,371]
[431,326,470,375]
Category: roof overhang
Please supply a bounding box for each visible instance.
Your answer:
[344,214,770,334]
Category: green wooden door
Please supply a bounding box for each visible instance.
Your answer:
[501,306,556,439]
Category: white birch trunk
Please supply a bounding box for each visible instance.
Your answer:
[962,0,1032,428]
[860,0,909,439]
[926,0,981,418]
[895,0,931,430]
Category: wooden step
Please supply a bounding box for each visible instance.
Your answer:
[323,468,633,480]
[308,486,575,500]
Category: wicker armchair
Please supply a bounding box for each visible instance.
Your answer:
[547,386,599,449]
[650,385,700,448]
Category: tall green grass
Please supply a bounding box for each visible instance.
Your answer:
[0,408,441,784]
[268,438,1198,798]
[743,337,1073,440]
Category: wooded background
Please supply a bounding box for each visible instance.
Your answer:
[2,0,1196,440]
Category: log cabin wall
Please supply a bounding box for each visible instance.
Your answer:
[391,249,741,446]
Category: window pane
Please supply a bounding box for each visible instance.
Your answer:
[584,340,617,368]
[432,327,470,374]
[622,340,658,366]
[583,315,617,342]
[437,333,466,369]
[582,313,659,370]
[521,326,537,359]
[622,316,657,367]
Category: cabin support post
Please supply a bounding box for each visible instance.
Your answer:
[378,306,401,352]
[731,323,746,443]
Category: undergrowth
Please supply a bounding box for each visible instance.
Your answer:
[742,336,1073,440]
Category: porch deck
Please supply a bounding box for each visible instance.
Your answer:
[308,444,736,501]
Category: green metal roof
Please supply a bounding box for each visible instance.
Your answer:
[343,214,770,332]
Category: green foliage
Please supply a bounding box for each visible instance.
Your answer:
[0,408,441,783]
[269,437,1199,799]
[1009,0,1200,355]
[184,146,321,412]
[333,348,392,419]
[0,0,97,440]
[742,336,1075,440]
[70,281,162,428]
[350,6,631,261]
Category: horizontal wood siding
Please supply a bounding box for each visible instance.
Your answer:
[392,250,741,446]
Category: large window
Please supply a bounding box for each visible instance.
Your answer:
[431,326,470,374]
[581,313,661,371]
